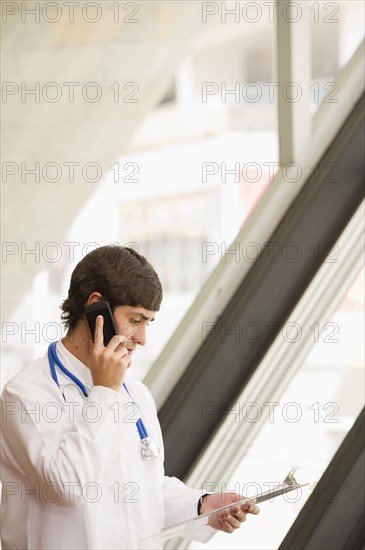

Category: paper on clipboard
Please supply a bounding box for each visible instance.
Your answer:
[140,466,309,544]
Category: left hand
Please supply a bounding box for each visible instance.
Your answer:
[200,493,260,533]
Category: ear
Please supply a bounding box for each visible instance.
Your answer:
[86,292,103,306]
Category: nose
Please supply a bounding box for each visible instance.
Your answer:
[132,324,146,347]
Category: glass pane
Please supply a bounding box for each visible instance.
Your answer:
[2,2,278,382]
[188,265,364,550]
[310,0,364,112]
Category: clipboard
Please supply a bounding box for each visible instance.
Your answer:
[140,466,309,544]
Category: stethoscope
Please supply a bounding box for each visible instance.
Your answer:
[47,342,160,460]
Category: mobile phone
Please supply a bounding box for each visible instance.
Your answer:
[85,301,118,346]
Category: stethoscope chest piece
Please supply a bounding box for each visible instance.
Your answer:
[141,437,160,460]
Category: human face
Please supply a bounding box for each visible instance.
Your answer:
[112,305,156,355]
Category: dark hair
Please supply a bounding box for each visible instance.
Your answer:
[61,246,163,331]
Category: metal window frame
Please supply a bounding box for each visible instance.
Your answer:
[279,408,365,550]
[185,200,364,487]
[145,39,365,412]
[159,89,364,481]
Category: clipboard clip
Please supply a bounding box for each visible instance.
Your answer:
[282,465,299,486]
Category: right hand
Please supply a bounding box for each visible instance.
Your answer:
[89,315,130,391]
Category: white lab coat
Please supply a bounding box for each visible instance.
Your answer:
[0,341,216,549]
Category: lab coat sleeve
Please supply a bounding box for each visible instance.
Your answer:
[1,377,130,509]
[162,476,217,543]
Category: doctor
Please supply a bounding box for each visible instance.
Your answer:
[0,246,259,549]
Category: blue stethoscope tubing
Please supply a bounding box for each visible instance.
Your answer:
[47,342,149,441]
[48,342,88,397]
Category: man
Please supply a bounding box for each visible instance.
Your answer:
[0,246,259,549]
